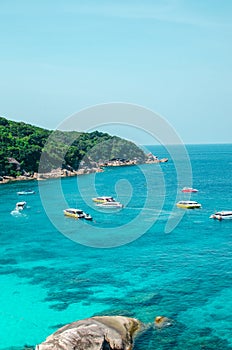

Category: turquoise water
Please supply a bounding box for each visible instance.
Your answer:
[0,144,232,349]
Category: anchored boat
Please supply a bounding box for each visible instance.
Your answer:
[92,196,116,203]
[17,190,35,195]
[92,196,123,208]
[181,187,198,193]
[63,208,92,220]
[176,201,201,209]
[16,201,27,211]
[210,211,232,220]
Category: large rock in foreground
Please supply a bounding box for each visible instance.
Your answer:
[36,316,142,350]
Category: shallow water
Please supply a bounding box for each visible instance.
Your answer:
[0,144,231,349]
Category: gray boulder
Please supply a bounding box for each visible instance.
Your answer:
[36,316,141,350]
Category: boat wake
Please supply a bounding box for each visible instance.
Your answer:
[10,210,27,217]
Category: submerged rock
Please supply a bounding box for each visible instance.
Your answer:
[154,316,173,329]
[36,316,141,350]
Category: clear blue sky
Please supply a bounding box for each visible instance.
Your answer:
[0,0,231,144]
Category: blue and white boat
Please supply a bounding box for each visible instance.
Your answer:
[17,190,35,195]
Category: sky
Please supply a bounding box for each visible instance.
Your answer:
[0,0,231,144]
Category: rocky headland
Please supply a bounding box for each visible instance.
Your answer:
[36,316,142,350]
[35,314,174,350]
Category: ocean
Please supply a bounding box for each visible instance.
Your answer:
[0,144,231,349]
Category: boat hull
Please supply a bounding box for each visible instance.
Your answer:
[17,191,35,195]
[96,203,123,209]
[64,211,79,219]
[176,202,201,209]
[92,197,115,203]
[177,204,201,209]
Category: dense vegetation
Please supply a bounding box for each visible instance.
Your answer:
[0,117,146,177]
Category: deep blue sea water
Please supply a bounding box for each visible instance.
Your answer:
[0,144,232,349]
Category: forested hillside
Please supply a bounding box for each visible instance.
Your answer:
[0,117,146,176]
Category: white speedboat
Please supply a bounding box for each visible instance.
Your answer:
[16,201,27,211]
[176,201,201,209]
[96,201,123,209]
[181,187,198,193]
[210,211,232,220]
[17,190,35,195]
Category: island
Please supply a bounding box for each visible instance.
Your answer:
[0,117,168,184]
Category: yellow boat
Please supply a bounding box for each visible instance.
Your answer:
[176,201,201,209]
[63,208,93,220]
[63,208,82,219]
[92,196,115,203]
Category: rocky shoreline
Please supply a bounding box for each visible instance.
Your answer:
[0,155,168,185]
[0,167,104,184]
[36,316,142,350]
[36,315,172,350]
